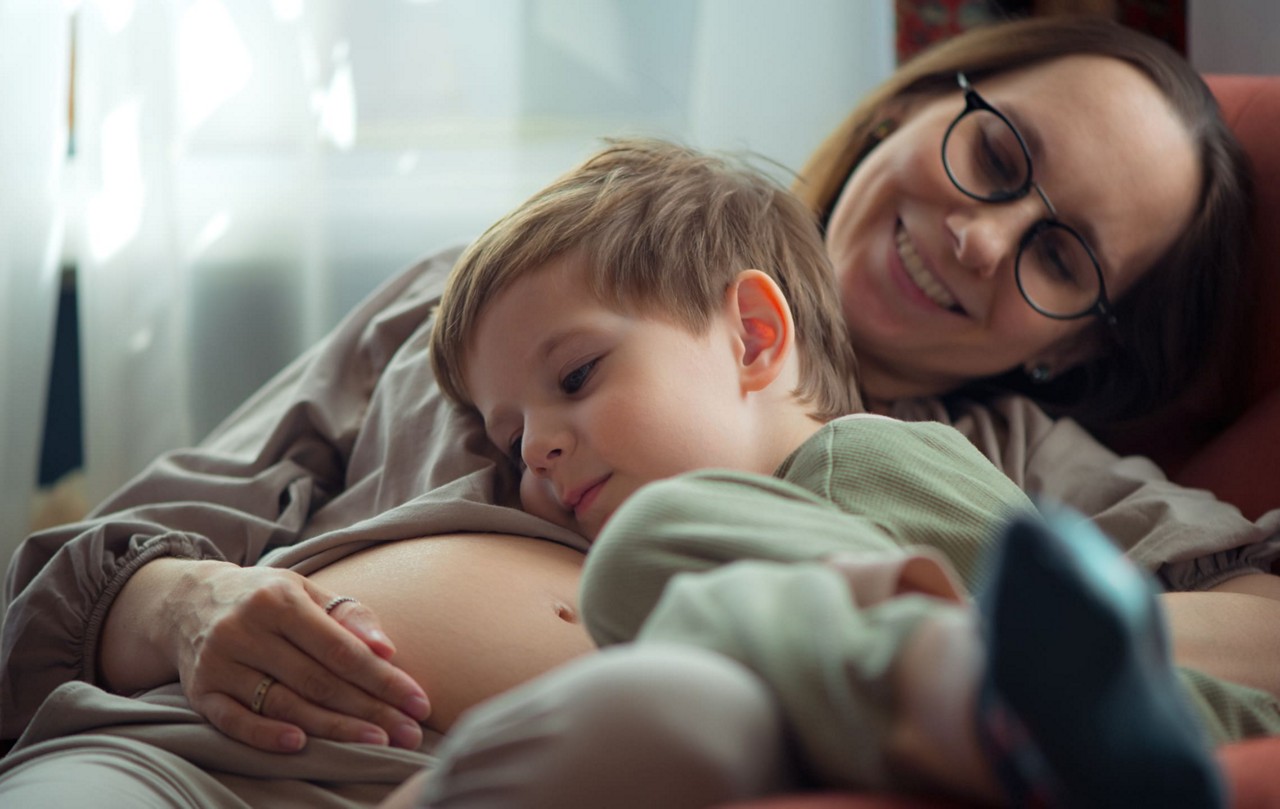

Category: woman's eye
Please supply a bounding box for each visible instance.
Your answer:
[977,132,1021,186]
[560,358,598,394]
[1032,232,1089,289]
[972,124,1024,189]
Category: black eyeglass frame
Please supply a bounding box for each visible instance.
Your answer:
[942,72,1117,326]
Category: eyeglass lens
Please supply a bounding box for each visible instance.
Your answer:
[943,109,1102,318]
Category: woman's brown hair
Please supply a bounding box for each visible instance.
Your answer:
[794,16,1253,429]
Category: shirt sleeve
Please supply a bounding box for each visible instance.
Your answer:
[777,416,1035,593]
[0,246,463,740]
[891,394,1280,591]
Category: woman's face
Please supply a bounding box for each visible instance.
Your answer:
[825,55,1200,401]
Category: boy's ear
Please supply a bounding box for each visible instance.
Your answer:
[728,269,794,394]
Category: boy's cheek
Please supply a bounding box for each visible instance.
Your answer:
[519,474,575,532]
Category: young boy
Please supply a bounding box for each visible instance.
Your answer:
[408,138,1228,808]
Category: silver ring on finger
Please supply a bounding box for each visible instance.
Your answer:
[250,675,276,715]
[324,595,359,615]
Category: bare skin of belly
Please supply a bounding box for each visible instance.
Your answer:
[308,533,595,733]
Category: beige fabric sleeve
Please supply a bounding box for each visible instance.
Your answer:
[0,245,586,740]
[891,395,1280,590]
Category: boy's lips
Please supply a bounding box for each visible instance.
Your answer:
[565,474,610,521]
[894,221,965,314]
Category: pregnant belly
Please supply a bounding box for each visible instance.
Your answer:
[308,533,594,733]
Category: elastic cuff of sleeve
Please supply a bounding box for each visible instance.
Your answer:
[1157,534,1280,592]
[80,534,226,686]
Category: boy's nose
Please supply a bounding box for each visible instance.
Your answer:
[522,424,567,475]
[525,447,562,477]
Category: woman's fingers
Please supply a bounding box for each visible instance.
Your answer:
[323,595,396,660]
[173,565,429,752]
[256,680,424,748]
[195,680,307,753]
[278,595,431,731]
[193,652,423,753]
[251,634,427,748]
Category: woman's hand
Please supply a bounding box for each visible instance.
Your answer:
[99,557,431,753]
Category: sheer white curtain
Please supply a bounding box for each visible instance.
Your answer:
[71,0,894,507]
[0,1,71,572]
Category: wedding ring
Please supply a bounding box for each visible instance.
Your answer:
[324,595,359,615]
[250,675,275,715]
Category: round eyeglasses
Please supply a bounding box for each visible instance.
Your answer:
[941,73,1116,325]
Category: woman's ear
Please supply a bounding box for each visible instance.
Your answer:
[728,269,795,394]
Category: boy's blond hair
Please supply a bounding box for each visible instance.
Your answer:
[431,138,860,420]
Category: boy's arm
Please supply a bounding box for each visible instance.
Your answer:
[777,417,1035,592]
[579,468,895,647]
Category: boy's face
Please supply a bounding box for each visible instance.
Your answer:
[463,251,757,540]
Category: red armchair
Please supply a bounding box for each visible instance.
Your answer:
[1166,75,1280,523]
[723,73,1280,809]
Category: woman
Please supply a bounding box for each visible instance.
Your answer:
[793,16,1280,698]
[801,18,1247,427]
[1,15,1277,807]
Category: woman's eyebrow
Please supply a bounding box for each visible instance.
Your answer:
[1001,103,1045,163]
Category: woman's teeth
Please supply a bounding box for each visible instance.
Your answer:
[895,225,960,312]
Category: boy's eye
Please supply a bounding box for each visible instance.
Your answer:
[560,358,598,394]
[508,436,525,469]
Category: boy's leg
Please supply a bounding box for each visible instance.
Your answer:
[634,534,1241,806]
[636,557,981,795]
[416,644,796,809]
[587,474,1238,804]
[581,470,989,793]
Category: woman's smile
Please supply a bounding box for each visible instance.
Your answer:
[894,221,963,314]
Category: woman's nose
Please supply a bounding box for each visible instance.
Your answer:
[946,203,1035,279]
